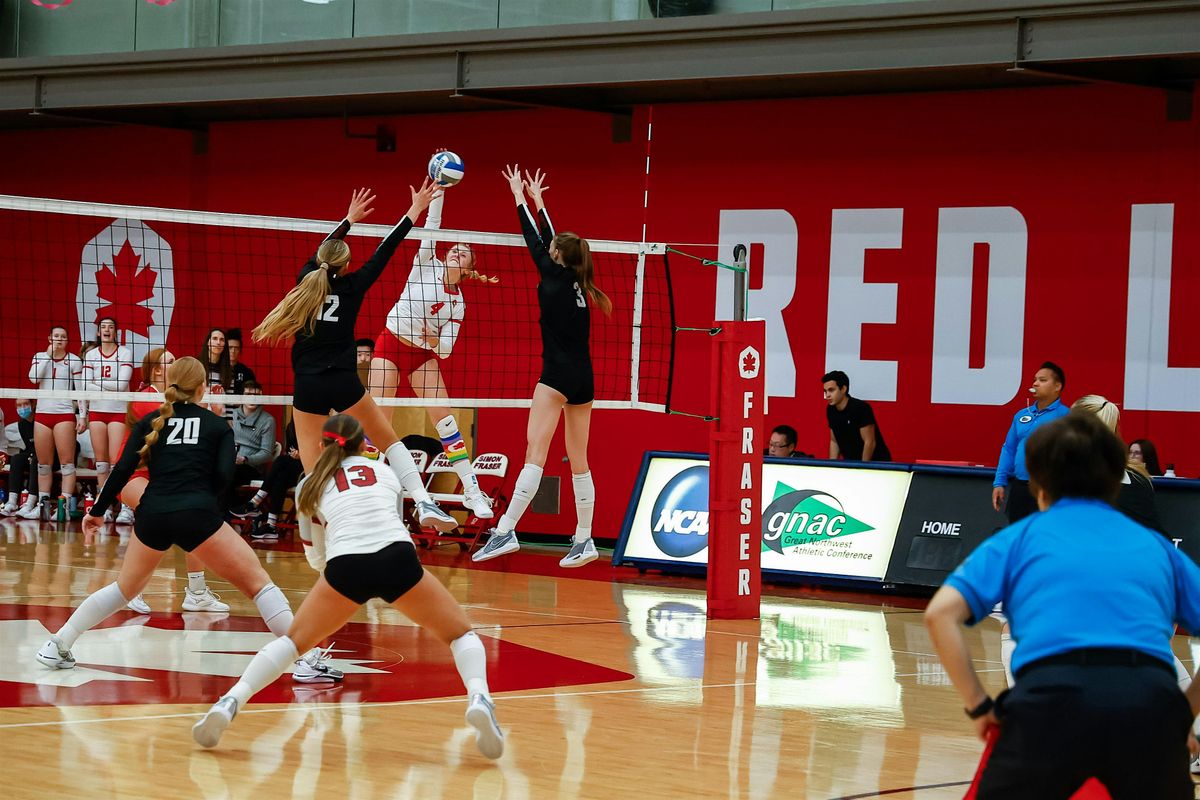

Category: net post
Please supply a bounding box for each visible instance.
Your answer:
[629,248,648,406]
[706,317,765,620]
[732,243,748,322]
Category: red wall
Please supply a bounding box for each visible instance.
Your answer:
[1,83,1197,538]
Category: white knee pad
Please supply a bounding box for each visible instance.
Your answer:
[37,464,52,477]
[95,461,110,476]
[60,463,76,477]
[253,583,294,637]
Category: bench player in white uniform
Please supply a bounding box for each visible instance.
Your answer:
[193,413,504,758]
[21,326,85,520]
[83,316,134,522]
[369,161,496,520]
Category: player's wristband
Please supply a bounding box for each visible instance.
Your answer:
[965,696,994,719]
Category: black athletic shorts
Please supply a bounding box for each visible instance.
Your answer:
[293,367,366,415]
[323,541,425,604]
[539,363,594,406]
[134,508,224,552]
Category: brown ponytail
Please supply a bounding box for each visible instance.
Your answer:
[137,356,205,467]
[253,239,351,345]
[553,232,611,315]
[297,413,365,516]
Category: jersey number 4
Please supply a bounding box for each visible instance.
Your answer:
[164,417,200,446]
[319,295,341,322]
[333,464,377,492]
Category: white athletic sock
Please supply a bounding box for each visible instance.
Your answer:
[1000,631,1016,688]
[253,583,294,637]
[267,513,278,526]
[450,630,490,698]
[384,442,433,504]
[571,471,595,541]
[251,490,267,506]
[187,571,206,594]
[58,582,129,649]
[497,464,543,535]
[435,415,480,494]
[226,635,300,707]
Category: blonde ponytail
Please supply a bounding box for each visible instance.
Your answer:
[461,268,499,285]
[253,240,350,345]
[137,356,205,467]
[297,414,365,516]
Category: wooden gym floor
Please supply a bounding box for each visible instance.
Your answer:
[2,517,1197,799]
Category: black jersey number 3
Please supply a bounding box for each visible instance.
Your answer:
[319,294,341,322]
[573,283,586,308]
[165,417,201,445]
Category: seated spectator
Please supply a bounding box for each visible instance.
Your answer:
[230,381,276,495]
[766,425,811,458]
[1129,439,1163,476]
[822,370,891,462]
[199,328,233,422]
[232,420,301,540]
[225,328,257,395]
[2,399,38,517]
[356,337,374,385]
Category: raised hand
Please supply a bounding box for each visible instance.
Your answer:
[502,164,525,199]
[523,168,550,206]
[346,187,376,225]
[407,178,442,219]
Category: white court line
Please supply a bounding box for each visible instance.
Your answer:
[0,680,755,730]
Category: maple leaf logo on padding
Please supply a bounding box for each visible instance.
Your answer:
[742,352,757,374]
[95,240,157,338]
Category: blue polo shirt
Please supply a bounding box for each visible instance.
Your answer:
[993,398,1069,486]
[945,497,1200,674]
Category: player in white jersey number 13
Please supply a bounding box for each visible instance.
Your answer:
[193,413,504,759]
[369,150,497,521]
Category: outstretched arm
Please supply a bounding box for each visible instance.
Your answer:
[524,168,556,243]
[354,179,442,292]
[505,164,558,276]
[299,188,376,280]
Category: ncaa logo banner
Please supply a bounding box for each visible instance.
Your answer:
[620,456,912,581]
[75,219,175,370]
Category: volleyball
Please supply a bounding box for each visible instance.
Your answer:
[428,150,465,186]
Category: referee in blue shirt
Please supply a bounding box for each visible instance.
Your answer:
[927,411,1200,798]
[992,361,1069,522]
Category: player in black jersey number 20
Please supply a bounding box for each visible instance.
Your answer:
[472,166,612,569]
[253,184,457,532]
[36,358,341,683]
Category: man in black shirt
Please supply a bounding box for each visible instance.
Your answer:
[822,370,891,462]
[225,328,257,396]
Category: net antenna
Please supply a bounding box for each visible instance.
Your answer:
[0,193,675,413]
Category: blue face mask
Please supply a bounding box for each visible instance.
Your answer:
[17,406,33,420]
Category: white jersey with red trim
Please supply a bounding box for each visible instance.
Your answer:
[312,455,412,561]
[382,192,466,359]
[83,345,134,414]
[28,353,83,415]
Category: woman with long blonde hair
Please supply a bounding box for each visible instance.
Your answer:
[253,184,456,532]
[193,414,503,757]
[36,358,341,684]
[473,166,611,569]
[1070,395,1164,534]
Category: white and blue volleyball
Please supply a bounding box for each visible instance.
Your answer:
[428,151,465,186]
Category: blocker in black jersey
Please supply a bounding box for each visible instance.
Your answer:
[517,203,594,405]
[291,216,415,413]
[92,402,234,550]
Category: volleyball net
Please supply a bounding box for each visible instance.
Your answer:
[0,194,675,413]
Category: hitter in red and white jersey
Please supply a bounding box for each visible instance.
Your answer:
[369,153,497,521]
[83,317,134,503]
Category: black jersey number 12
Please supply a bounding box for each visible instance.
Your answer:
[319,294,341,322]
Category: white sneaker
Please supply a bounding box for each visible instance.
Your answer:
[416,500,458,532]
[463,489,495,520]
[465,693,505,759]
[471,528,520,562]
[115,506,135,525]
[103,507,115,523]
[126,594,151,614]
[16,499,45,520]
[36,637,75,669]
[192,695,238,748]
[0,500,17,516]
[559,536,598,569]
[182,588,230,612]
[293,644,345,684]
[1191,754,1200,775]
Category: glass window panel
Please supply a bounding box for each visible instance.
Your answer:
[16,0,136,57]
[353,0,499,36]
[500,0,640,28]
[135,0,220,52]
[219,0,353,47]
